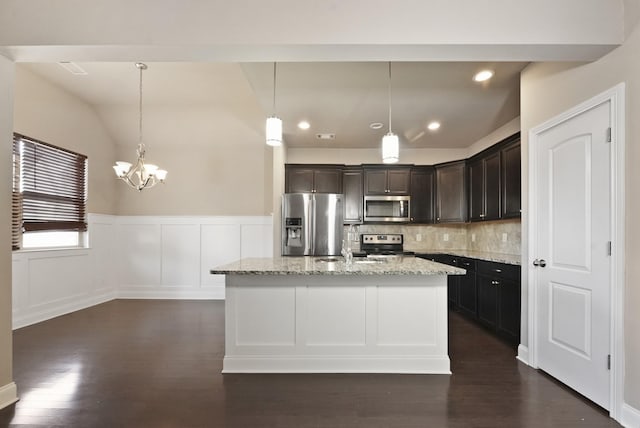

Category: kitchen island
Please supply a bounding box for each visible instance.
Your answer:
[211,256,464,374]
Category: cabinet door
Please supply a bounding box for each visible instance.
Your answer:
[484,151,501,220]
[435,161,467,223]
[286,168,314,193]
[343,168,363,223]
[410,168,434,223]
[364,169,388,195]
[477,275,498,329]
[501,140,521,218]
[497,279,521,344]
[468,159,484,221]
[456,258,477,318]
[314,168,343,193]
[387,168,411,194]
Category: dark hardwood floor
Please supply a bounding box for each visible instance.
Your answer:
[0,300,619,427]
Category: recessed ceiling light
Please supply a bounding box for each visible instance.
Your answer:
[297,121,310,130]
[473,70,494,82]
[369,122,384,130]
[427,121,441,131]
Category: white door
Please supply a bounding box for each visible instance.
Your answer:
[534,101,611,409]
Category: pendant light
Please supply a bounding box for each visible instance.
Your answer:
[266,62,283,146]
[382,62,399,164]
[113,62,167,191]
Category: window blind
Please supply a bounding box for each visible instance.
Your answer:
[14,134,87,234]
[11,139,21,250]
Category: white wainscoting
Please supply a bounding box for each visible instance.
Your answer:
[116,216,273,299]
[12,214,118,329]
[12,214,273,330]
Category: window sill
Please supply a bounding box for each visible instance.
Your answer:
[13,246,91,254]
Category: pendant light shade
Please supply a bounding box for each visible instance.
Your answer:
[266,116,282,147]
[382,132,399,164]
[266,62,283,146]
[382,62,399,164]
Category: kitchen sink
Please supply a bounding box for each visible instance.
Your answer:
[315,257,341,263]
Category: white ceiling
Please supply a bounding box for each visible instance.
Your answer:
[22,61,527,150]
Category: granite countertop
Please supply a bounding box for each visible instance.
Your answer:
[211,256,466,276]
[414,250,521,266]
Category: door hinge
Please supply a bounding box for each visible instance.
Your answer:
[606,127,612,143]
[607,354,611,370]
[607,241,612,256]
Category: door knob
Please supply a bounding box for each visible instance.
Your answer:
[533,259,547,267]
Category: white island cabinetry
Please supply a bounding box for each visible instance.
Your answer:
[211,257,464,374]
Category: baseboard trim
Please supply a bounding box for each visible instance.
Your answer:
[118,287,224,300]
[13,290,117,330]
[621,402,640,428]
[516,344,529,365]
[222,356,451,374]
[0,382,18,411]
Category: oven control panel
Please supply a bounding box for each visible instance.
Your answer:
[360,234,403,245]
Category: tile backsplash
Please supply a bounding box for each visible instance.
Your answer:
[346,218,521,255]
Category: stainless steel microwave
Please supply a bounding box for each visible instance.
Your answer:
[363,195,410,222]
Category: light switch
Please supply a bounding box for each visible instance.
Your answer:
[416,233,422,242]
[502,233,508,243]
[443,233,449,242]
[471,233,476,242]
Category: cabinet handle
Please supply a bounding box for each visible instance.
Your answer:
[411,217,414,221]
[463,262,470,266]
[494,269,502,273]
[480,214,485,218]
[491,280,500,285]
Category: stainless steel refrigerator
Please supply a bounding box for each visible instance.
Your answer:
[282,193,344,256]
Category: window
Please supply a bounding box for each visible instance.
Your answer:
[12,133,87,250]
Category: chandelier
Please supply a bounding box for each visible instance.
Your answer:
[113,62,167,191]
[382,62,399,164]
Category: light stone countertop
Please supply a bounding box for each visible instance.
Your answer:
[211,256,466,276]
[414,250,521,266]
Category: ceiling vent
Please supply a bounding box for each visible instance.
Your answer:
[58,62,88,75]
[316,133,336,140]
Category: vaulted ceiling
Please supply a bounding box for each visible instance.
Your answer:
[22,61,527,150]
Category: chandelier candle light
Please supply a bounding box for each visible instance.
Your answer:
[382,62,399,164]
[113,62,167,191]
[266,62,283,146]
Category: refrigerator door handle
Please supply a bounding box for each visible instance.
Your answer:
[309,195,315,254]
[304,195,313,255]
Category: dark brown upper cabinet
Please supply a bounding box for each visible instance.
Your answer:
[501,138,521,218]
[285,165,343,194]
[435,161,467,223]
[343,167,364,223]
[410,167,435,223]
[469,151,501,221]
[364,167,411,195]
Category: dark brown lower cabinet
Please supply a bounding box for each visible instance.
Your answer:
[456,258,477,318]
[477,260,521,344]
[417,254,520,346]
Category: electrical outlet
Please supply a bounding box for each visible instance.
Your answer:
[443,233,449,242]
[502,233,508,243]
[416,233,422,242]
[471,233,476,242]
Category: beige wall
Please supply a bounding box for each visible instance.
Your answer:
[0,56,14,399]
[13,66,118,215]
[114,144,273,216]
[521,22,640,408]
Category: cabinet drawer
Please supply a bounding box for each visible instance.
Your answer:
[477,260,520,281]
